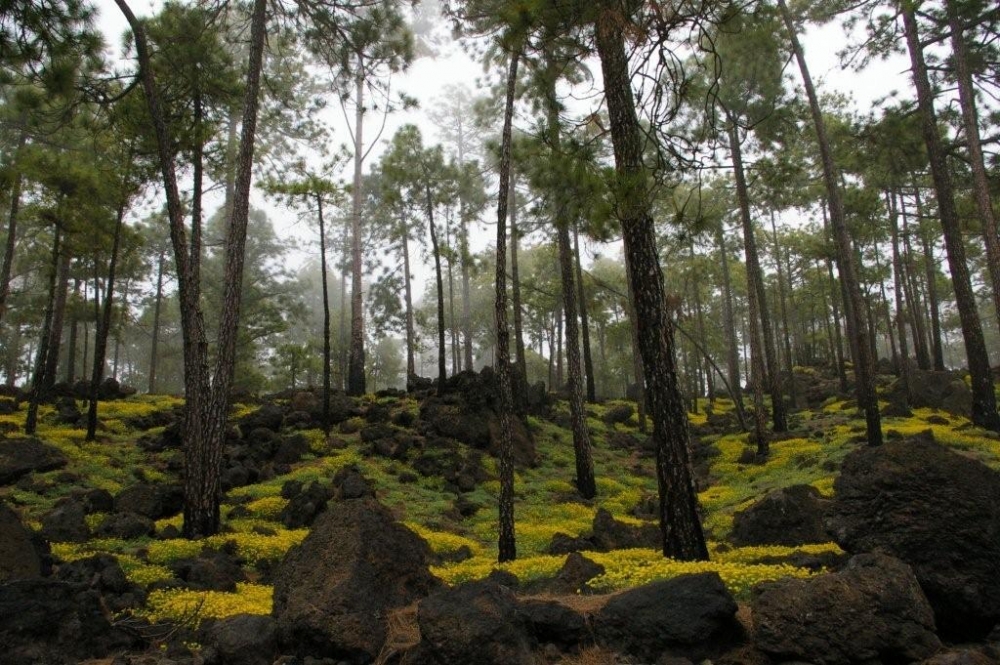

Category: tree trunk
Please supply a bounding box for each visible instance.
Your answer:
[716,221,746,421]
[427,186,447,393]
[461,209,473,373]
[148,248,165,393]
[495,48,520,563]
[887,189,911,403]
[0,129,26,326]
[899,192,931,369]
[914,187,946,371]
[574,223,596,402]
[402,220,416,383]
[87,199,127,441]
[948,0,1000,338]
[25,225,62,436]
[779,0,882,445]
[446,224,458,373]
[41,244,72,393]
[544,83,596,499]
[770,212,797,407]
[66,280,80,384]
[318,194,332,435]
[510,172,527,404]
[594,6,708,561]
[902,3,999,431]
[728,122,771,456]
[347,69,367,396]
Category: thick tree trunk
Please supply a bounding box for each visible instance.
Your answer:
[594,7,708,561]
[902,4,1000,431]
[495,49,520,563]
[574,223,596,402]
[780,0,882,445]
[948,0,1000,337]
[348,69,367,396]
[87,200,127,441]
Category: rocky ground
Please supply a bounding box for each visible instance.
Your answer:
[1,366,999,664]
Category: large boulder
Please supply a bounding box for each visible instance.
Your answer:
[205,614,277,665]
[731,484,830,546]
[272,496,440,663]
[0,437,67,485]
[753,553,941,665]
[887,369,972,417]
[239,403,285,433]
[595,572,740,662]
[827,433,1000,640]
[0,503,47,582]
[409,578,535,665]
[114,483,184,520]
[39,499,90,543]
[0,579,120,664]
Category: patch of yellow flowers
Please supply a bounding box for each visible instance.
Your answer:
[143,583,272,625]
[404,522,483,557]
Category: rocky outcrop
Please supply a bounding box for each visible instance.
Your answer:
[827,432,1000,640]
[731,484,830,546]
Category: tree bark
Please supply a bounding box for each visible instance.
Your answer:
[402,219,416,383]
[495,48,520,563]
[594,6,708,561]
[25,225,61,435]
[347,68,366,396]
[902,3,999,431]
[729,122,773,455]
[42,245,72,393]
[0,128,26,327]
[779,0,882,445]
[574,223,596,402]
[148,248,165,393]
[715,221,746,422]
[947,0,1000,338]
[510,172,528,409]
[899,192,931,369]
[770,212,797,407]
[87,199,127,441]
[317,194,332,435]
[887,189,911,402]
[427,185,447,393]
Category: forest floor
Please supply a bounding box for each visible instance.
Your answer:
[2,369,1000,663]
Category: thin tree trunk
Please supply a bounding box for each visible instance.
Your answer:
[148,248,165,393]
[446,223,458,373]
[427,186,447,393]
[27,224,62,435]
[317,194,332,435]
[495,48,520,563]
[594,6,708,561]
[0,129,26,326]
[66,280,80,384]
[780,0,882,445]
[914,187,946,371]
[887,189,911,402]
[460,208,473,373]
[574,222,596,402]
[348,68,366,396]
[902,4,999,431]
[510,172,527,404]
[716,221,746,421]
[770,212,797,407]
[402,222,416,384]
[87,199,127,441]
[728,122,771,456]
[42,244,72,392]
[544,82,596,499]
[899,192,931,369]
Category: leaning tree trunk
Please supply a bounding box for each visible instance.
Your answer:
[902,3,1000,431]
[779,0,882,445]
[948,0,1000,338]
[594,5,708,561]
[494,47,521,563]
